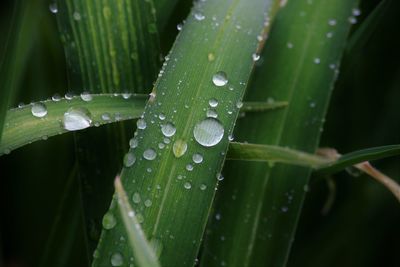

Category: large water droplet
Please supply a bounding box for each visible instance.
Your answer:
[161,122,176,137]
[62,107,92,131]
[173,139,188,158]
[110,252,124,266]
[143,148,156,160]
[192,153,203,164]
[212,71,228,87]
[137,118,147,129]
[102,212,116,229]
[193,118,224,147]
[31,103,48,118]
[124,152,136,167]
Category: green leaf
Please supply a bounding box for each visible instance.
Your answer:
[114,177,161,267]
[318,145,400,173]
[227,142,331,168]
[201,0,360,266]
[93,0,281,266]
[0,94,146,156]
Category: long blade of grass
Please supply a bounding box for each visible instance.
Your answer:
[0,94,278,155]
[201,0,360,266]
[114,177,161,267]
[93,0,281,266]
[0,94,146,155]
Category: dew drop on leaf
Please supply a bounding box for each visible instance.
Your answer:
[62,107,92,131]
[102,212,116,230]
[173,139,188,158]
[161,122,176,137]
[144,199,152,207]
[192,153,203,164]
[132,192,141,204]
[194,12,205,21]
[193,118,224,147]
[110,252,124,266]
[123,152,136,167]
[129,137,138,148]
[212,71,228,87]
[200,184,207,190]
[252,53,260,61]
[137,118,147,129]
[31,103,47,118]
[184,182,192,190]
[49,2,58,14]
[206,109,218,118]
[208,98,218,107]
[186,164,194,171]
[143,148,157,160]
[80,91,93,101]
[101,113,111,121]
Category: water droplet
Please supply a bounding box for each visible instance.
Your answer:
[73,11,81,21]
[287,42,294,49]
[52,94,61,101]
[348,16,357,24]
[158,143,165,149]
[313,58,321,64]
[309,102,316,108]
[124,152,136,167]
[215,213,221,220]
[65,93,74,100]
[122,93,131,99]
[49,2,58,14]
[184,182,192,190]
[80,91,92,101]
[208,98,218,107]
[236,101,243,108]
[143,148,156,160]
[193,118,224,147]
[62,107,92,131]
[326,32,334,38]
[110,252,124,266]
[31,103,47,118]
[177,23,183,31]
[228,134,234,141]
[161,122,176,137]
[173,139,188,158]
[212,71,228,87]
[132,192,141,204]
[194,12,205,21]
[163,137,171,144]
[328,19,336,26]
[216,173,224,181]
[137,118,147,129]
[200,184,207,190]
[102,212,116,229]
[144,199,152,207]
[252,53,260,61]
[129,138,138,148]
[352,8,361,17]
[206,109,218,118]
[186,164,194,171]
[281,206,288,212]
[102,113,111,121]
[192,153,203,164]
[159,113,166,120]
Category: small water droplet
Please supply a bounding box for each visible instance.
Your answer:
[326,32,334,38]
[208,98,218,107]
[124,152,136,167]
[132,192,141,204]
[177,23,183,31]
[193,118,224,147]
[31,103,48,118]
[186,164,194,171]
[80,91,92,101]
[143,148,156,160]
[281,206,288,212]
[158,143,165,149]
[52,94,61,101]
[313,58,321,64]
[192,153,203,164]
[161,122,176,137]
[352,8,361,16]
[159,113,166,120]
[65,93,74,100]
[348,16,357,24]
[228,134,234,141]
[101,113,111,121]
[144,199,152,207]
[236,101,243,108]
[49,2,58,14]
[216,173,224,181]
[206,109,218,118]
[102,212,116,229]
[110,252,124,266]
[129,137,138,148]
[184,182,192,190]
[62,107,92,131]
[194,12,205,21]
[287,42,294,49]
[73,11,81,21]
[252,53,260,61]
[137,118,147,129]
[173,139,188,158]
[328,19,337,26]
[212,71,228,87]
[122,93,131,99]
[200,184,207,190]
[163,138,171,144]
